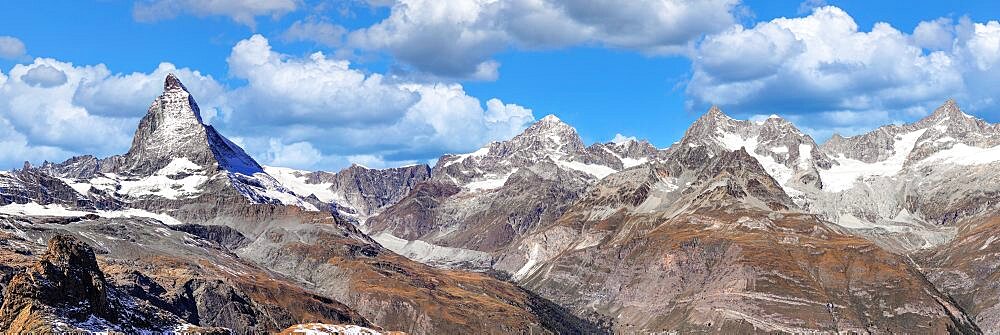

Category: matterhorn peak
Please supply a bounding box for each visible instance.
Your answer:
[163,73,188,92]
[539,114,562,123]
[156,73,202,123]
[118,74,253,176]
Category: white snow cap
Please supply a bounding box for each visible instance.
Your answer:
[539,114,561,123]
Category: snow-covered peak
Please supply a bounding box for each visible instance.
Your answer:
[681,106,745,145]
[119,74,215,176]
[539,114,562,123]
[159,73,203,123]
[525,114,575,134]
[673,106,830,195]
[434,115,584,172]
[163,73,189,93]
[349,163,371,170]
[759,114,792,125]
[914,99,982,132]
[510,113,585,155]
[433,113,640,188]
[705,105,730,120]
[118,74,268,177]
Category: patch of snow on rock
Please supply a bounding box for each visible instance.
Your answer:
[283,323,384,335]
[264,166,337,203]
[820,129,927,192]
[920,143,1000,166]
[372,232,492,269]
[553,159,616,178]
[0,203,90,216]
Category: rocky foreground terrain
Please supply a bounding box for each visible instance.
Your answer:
[1,74,998,334]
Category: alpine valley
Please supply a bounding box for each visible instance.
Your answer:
[2,74,999,334]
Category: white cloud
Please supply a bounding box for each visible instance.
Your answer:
[913,18,955,51]
[0,59,139,162]
[687,6,1000,141]
[222,35,534,167]
[132,0,298,27]
[21,65,68,87]
[264,139,323,168]
[226,35,417,127]
[73,63,227,121]
[0,36,26,60]
[797,0,827,15]
[347,0,740,79]
[281,18,347,47]
[0,118,73,168]
[610,133,637,144]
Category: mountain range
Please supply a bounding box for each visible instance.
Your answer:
[1,74,999,334]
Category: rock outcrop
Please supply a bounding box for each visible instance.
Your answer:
[0,234,173,333]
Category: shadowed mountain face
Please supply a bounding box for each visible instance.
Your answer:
[0,73,998,333]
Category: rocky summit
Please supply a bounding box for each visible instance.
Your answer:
[1,74,999,334]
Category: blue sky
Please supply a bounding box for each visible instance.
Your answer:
[1,0,999,170]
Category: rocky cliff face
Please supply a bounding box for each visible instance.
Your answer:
[918,214,1000,334]
[0,212,374,334]
[498,150,978,333]
[0,234,175,333]
[673,106,831,197]
[0,167,108,208]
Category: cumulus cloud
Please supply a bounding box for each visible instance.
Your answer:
[222,34,534,166]
[263,139,324,168]
[0,59,142,161]
[281,18,346,47]
[226,35,417,127]
[913,18,955,51]
[610,133,637,144]
[796,0,827,15]
[347,0,741,79]
[21,65,68,87]
[73,63,227,121]
[0,118,73,168]
[132,0,298,27]
[687,6,1000,139]
[0,36,27,60]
